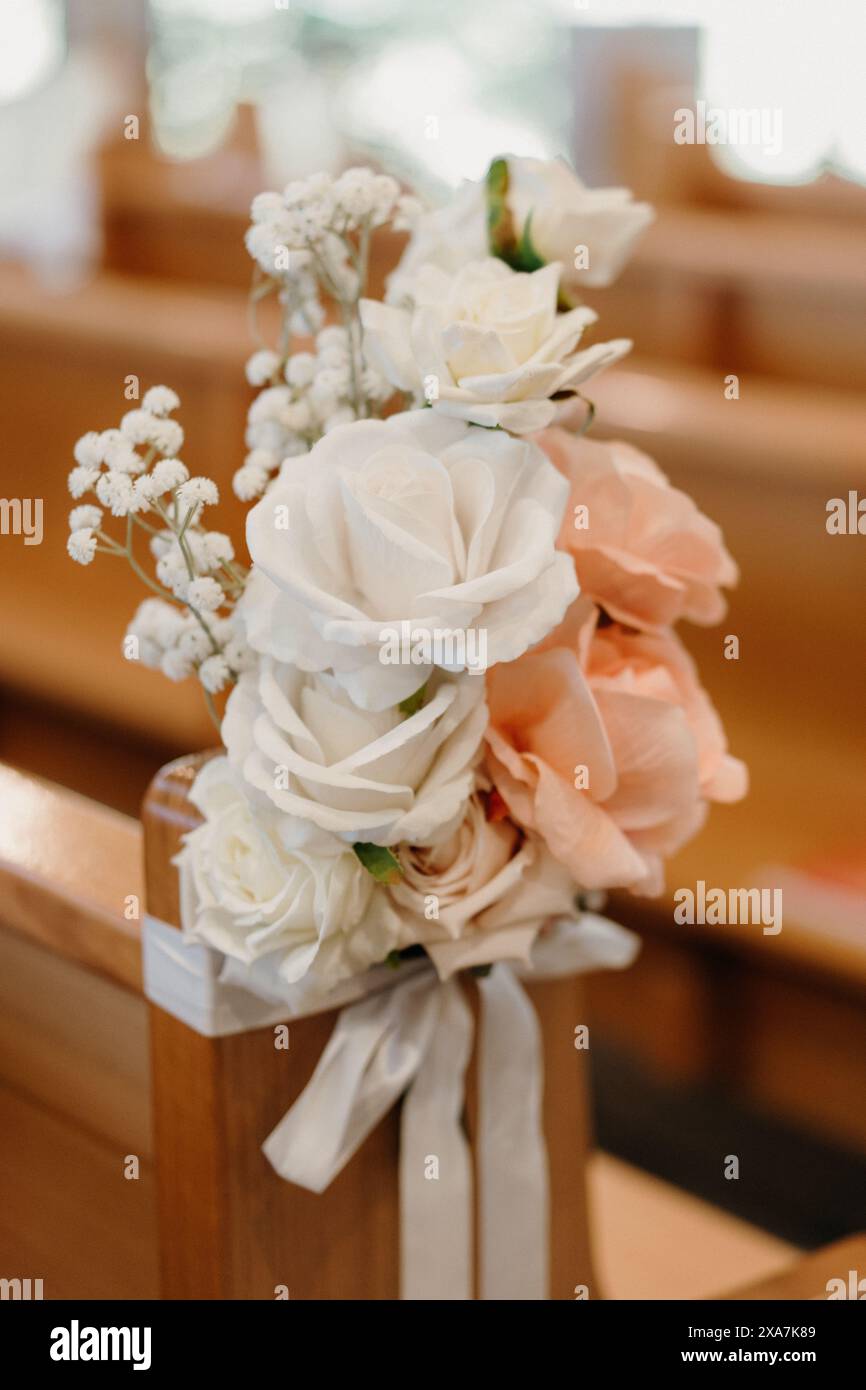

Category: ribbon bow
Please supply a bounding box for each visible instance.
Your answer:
[144,913,638,1300]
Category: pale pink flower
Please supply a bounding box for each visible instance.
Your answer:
[537,427,738,631]
[485,598,747,895]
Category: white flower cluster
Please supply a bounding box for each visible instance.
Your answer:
[245,167,410,288]
[126,597,250,692]
[68,386,186,523]
[67,387,251,702]
[70,155,688,997]
[234,325,393,501]
[231,167,434,505]
[148,525,231,601]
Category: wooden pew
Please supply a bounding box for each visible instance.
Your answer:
[584,361,866,1155]
[0,262,251,755]
[0,763,157,1298]
[2,757,861,1300]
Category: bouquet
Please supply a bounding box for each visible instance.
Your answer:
[67,155,746,1297]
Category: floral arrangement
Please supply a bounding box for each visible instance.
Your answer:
[67,156,745,997]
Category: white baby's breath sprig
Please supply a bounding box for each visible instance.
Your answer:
[240,165,410,479]
[142,385,180,417]
[73,432,102,468]
[121,408,184,456]
[176,477,219,510]
[149,458,189,495]
[245,349,281,387]
[67,387,249,727]
[67,528,98,565]
[68,465,101,499]
[69,504,102,532]
[199,652,231,694]
[186,576,225,612]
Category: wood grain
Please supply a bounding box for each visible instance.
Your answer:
[0,1082,159,1300]
[0,927,152,1158]
[143,753,600,1299]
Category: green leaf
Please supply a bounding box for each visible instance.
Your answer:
[514,212,546,273]
[353,842,403,885]
[398,680,428,717]
[486,155,509,202]
[576,394,596,436]
[485,156,518,264]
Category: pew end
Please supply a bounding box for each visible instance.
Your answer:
[0,756,861,1300]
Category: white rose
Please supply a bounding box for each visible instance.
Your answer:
[362,259,630,434]
[388,787,577,978]
[386,156,653,302]
[241,409,578,709]
[176,757,403,985]
[504,156,654,291]
[222,659,486,847]
[386,180,487,305]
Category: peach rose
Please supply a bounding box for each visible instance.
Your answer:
[537,427,738,631]
[485,598,747,894]
[388,785,577,979]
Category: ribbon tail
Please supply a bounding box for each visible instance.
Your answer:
[263,970,441,1193]
[478,966,549,1300]
[400,979,474,1300]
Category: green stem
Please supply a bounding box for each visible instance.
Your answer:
[130,513,161,537]
[577,394,596,437]
[95,530,127,555]
[203,689,222,737]
[341,302,364,418]
[176,504,196,547]
[150,500,199,588]
[124,516,219,654]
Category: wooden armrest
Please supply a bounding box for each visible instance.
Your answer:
[723,1234,866,1300]
[591,358,866,486]
[0,762,142,990]
[590,1153,796,1300]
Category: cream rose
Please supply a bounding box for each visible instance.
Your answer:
[222,659,486,847]
[387,180,488,306]
[386,155,653,304]
[176,757,403,985]
[388,786,577,978]
[241,409,578,710]
[503,156,654,291]
[362,258,630,434]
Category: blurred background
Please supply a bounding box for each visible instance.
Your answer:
[1,0,865,1293]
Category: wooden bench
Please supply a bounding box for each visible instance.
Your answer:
[1,758,863,1299]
